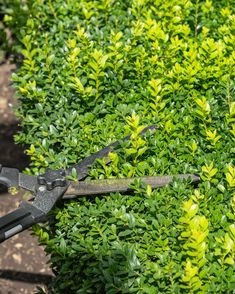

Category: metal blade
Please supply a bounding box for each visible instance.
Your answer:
[0,166,38,197]
[0,166,19,188]
[65,125,158,181]
[19,173,38,193]
[63,174,200,199]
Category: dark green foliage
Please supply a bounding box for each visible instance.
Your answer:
[4,0,235,292]
[0,0,28,60]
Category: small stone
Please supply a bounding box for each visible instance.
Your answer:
[0,97,7,109]
[40,268,46,273]
[12,253,22,264]
[14,243,23,249]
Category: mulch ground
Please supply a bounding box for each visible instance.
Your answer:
[0,60,53,293]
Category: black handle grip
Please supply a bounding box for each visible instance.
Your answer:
[0,202,45,243]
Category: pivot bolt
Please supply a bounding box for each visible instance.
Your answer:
[37,169,67,191]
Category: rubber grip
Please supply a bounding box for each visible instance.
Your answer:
[0,202,45,243]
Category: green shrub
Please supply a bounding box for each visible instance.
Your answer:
[0,0,27,61]
[4,0,235,292]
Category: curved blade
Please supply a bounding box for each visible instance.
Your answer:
[65,125,158,181]
[19,173,38,193]
[0,166,19,188]
[0,165,38,195]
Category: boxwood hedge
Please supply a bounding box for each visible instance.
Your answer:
[4,0,235,293]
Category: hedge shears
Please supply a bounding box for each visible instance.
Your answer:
[0,125,200,243]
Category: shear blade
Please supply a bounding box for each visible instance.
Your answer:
[65,125,158,181]
[63,174,200,199]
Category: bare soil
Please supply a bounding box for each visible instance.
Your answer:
[0,60,53,293]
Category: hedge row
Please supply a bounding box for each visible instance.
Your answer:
[4,0,235,293]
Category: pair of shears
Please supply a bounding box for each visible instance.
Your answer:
[0,125,200,243]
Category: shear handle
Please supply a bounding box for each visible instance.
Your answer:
[0,201,45,243]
